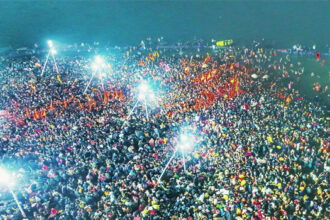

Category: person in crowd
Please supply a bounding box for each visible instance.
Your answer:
[0,40,328,219]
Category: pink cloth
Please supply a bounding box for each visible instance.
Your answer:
[164,65,171,72]
[51,208,58,215]
[99,176,105,182]
[149,138,155,147]
[245,152,252,156]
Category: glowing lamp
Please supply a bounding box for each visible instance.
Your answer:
[91,63,99,71]
[50,49,57,55]
[137,82,151,100]
[178,133,194,150]
[95,55,104,64]
[47,40,53,48]
[138,82,149,93]
[0,168,15,187]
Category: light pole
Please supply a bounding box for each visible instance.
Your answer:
[84,55,106,94]
[122,81,156,127]
[41,40,59,76]
[157,131,196,183]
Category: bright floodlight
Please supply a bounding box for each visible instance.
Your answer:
[50,48,57,55]
[178,133,194,150]
[92,56,106,71]
[91,63,99,71]
[138,82,149,93]
[47,40,53,48]
[180,133,189,143]
[95,55,104,64]
[0,168,15,187]
[137,82,151,100]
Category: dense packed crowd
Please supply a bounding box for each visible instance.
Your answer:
[0,41,329,220]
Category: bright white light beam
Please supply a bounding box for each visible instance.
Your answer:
[95,55,104,64]
[83,72,96,94]
[126,100,139,119]
[51,51,59,74]
[122,81,155,127]
[158,148,177,183]
[42,40,59,75]
[157,130,196,182]
[178,133,194,150]
[0,168,26,218]
[178,133,192,171]
[121,100,140,129]
[137,82,150,101]
[0,168,14,186]
[137,81,155,120]
[84,56,105,94]
[41,50,51,76]
[144,99,149,121]
[47,40,53,48]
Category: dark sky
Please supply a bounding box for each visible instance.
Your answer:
[0,0,329,48]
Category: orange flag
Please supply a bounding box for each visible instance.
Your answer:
[49,101,54,111]
[86,94,92,102]
[76,98,84,109]
[25,108,31,117]
[207,72,211,80]
[67,95,74,103]
[201,74,205,82]
[41,109,47,117]
[33,109,40,120]
[63,100,68,109]
[119,90,124,100]
[113,90,118,99]
[138,59,145,66]
[88,100,97,110]
[230,64,234,71]
[30,84,37,93]
[235,77,239,93]
[103,91,110,104]
[285,95,292,105]
[203,55,211,63]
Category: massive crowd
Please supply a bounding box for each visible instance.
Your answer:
[0,41,329,220]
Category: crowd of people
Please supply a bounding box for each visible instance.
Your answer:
[0,40,329,220]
